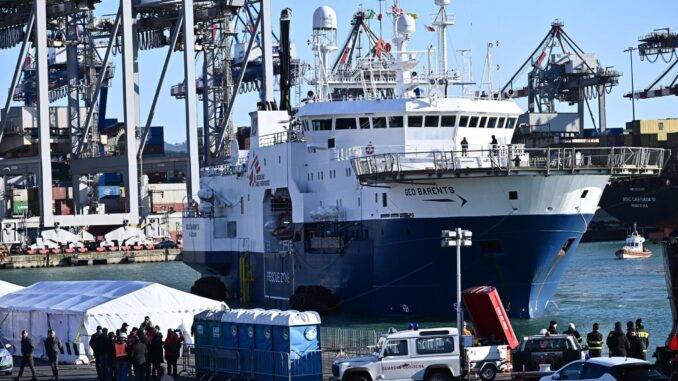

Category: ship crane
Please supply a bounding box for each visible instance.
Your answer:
[501,20,620,134]
[625,28,678,99]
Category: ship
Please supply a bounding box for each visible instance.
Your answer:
[182,1,666,318]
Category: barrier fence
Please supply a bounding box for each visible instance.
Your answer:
[179,327,384,380]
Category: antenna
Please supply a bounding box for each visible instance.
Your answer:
[432,0,454,95]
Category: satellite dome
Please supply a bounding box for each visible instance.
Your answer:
[396,15,416,36]
[313,6,337,30]
[435,0,452,6]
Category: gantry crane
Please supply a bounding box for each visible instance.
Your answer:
[501,20,620,134]
[625,28,678,99]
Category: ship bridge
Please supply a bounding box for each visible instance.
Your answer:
[295,97,521,155]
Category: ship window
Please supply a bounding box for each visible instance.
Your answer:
[487,117,498,128]
[581,190,589,198]
[227,221,237,238]
[497,117,506,128]
[425,115,440,128]
[509,191,518,200]
[336,118,357,130]
[506,117,517,129]
[408,115,423,128]
[441,115,456,127]
[387,116,403,128]
[459,115,470,127]
[478,116,487,128]
[359,117,370,129]
[382,193,388,207]
[312,119,332,131]
[469,116,479,128]
[374,117,387,128]
[302,120,310,131]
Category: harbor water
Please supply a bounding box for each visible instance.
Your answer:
[0,241,671,354]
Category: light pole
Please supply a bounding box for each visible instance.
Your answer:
[441,228,472,336]
[624,46,637,121]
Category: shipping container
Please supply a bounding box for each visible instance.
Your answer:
[631,119,678,135]
[99,173,123,186]
[462,286,519,349]
[12,201,28,215]
[97,185,121,199]
[12,189,28,202]
[52,187,67,200]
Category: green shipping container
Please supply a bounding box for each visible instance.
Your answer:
[12,201,28,215]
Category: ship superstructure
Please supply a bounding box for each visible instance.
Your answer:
[182,0,666,318]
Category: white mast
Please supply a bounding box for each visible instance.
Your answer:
[433,0,454,84]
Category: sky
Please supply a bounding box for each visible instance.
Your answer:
[2,0,678,143]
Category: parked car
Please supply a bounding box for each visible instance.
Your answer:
[331,327,464,381]
[155,240,177,249]
[539,357,667,381]
[511,334,586,379]
[0,338,13,375]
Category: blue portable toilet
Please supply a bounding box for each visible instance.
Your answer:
[270,310,322,381]
[206,310,228,347]
[236,308,265,379]
[254,310,283,381]
[220,309,247,379]
[193,310,214,375]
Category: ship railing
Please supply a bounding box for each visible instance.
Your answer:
[258,129,304,148]
[351,146,668,180]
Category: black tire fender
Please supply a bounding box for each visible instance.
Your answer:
[343,369,372,381]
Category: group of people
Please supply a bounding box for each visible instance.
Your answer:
[459,135,500,158]
[14,316,184,381]
[543,318,650,360]
[15,329,62,381]
[89,316,185,381]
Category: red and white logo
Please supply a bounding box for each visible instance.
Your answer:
[248,152,261,187]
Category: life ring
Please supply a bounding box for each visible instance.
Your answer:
[365,143,375,155]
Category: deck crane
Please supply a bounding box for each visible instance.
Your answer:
[501,20,620,134]
[625,28,678,99]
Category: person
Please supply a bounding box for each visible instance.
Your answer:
[586,323,604,358]
[140,317,153,334]
[563,323,582,344]
[121,323,129,335]
[14,330,36,381]
[44,329,63,380]
[115,333,131,381]
[462,321,472,336]
[163,330,183,377]
[129,335,149,381]
[607,322,630,357]
[490,135,498,156]
[627,328,646,360]
[90,326,104,380]
[460,137,469,157]
[95,328,110,381]
[636,319,650,357]
[626,321,635,341]
[547,320,558,335]
[107,331,117,381]
[150,328,164,379]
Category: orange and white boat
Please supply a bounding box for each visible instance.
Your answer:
[615,224,652,259]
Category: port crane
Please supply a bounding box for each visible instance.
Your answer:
[625,28,678,99]
[501,20,620,134]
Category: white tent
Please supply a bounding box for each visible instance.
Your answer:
[0,280,23,298]
[0,280,227,364]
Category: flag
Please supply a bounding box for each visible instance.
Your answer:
[377,13,382,21]
[406,12,419,19]
[366,9,376,19]
[425,25,435,32]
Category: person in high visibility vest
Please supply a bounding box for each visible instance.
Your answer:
[586,322,604,358]
[115,334,130,381]
[635,318,650,356]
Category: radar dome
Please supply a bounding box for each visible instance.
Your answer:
[435,0,451,6]
[396,15,416,36]
[313,6,337,30]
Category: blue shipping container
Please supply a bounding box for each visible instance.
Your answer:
[97,186,120,199]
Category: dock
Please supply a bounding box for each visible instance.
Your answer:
[0,249,182,269]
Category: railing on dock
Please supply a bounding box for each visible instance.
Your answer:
[351,146,669,182]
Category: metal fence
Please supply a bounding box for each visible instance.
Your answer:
[179,327,383,380]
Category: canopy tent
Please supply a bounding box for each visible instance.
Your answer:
[0,280,227,364]
[0,280,22,298]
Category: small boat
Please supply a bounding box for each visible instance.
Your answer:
[615,224,652,259]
